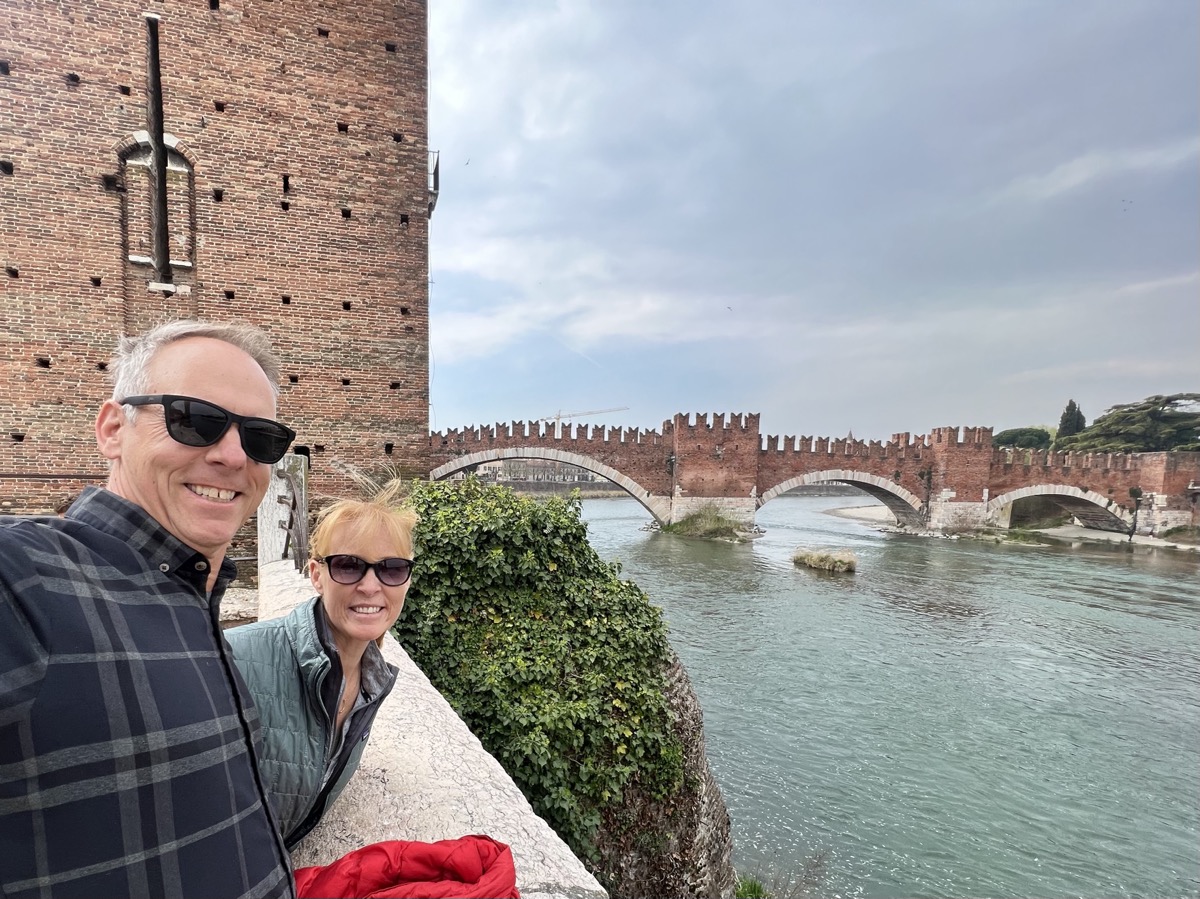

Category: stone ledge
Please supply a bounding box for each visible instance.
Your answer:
[250,560,607,899]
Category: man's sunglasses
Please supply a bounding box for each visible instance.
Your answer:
[319,554,414,587]
[120,394,296,465]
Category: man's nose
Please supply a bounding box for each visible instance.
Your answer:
[205,424,250,466]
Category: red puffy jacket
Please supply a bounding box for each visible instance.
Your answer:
[295,835,520,899]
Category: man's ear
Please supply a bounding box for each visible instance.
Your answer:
[95,400,126,461]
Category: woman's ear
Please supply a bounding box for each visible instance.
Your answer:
[308,558,323,594]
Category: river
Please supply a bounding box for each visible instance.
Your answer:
[579,494,1200,899]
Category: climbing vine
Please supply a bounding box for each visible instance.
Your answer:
[394,478,684,869]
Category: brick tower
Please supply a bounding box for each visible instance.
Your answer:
[1,0,432,513]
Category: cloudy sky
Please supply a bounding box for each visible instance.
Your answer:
[426,0,1198,443]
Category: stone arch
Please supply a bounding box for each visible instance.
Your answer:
[759,469,924,527]
[113,131,199,168]
[429,448,673,524]
[986,485,1132,532]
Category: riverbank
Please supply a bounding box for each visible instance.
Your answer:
[824,504,1200,552]
[824,504,896,525]
[1032,523,1199,552]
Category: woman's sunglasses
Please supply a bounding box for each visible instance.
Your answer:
[320,554,414,587]
[120,394,296,465]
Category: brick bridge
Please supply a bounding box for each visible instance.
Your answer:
[430,413,1200,533]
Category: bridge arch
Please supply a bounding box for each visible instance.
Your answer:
[759,470,925,527]
[429,448,673,524]
[986,485,1133,532]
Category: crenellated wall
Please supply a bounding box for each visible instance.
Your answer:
[431,419,674,496]
[988,449,1195,510]
[668,413,760,523]
[429,414,1200,532]
[757,428,937,509]
[925,425,995,505]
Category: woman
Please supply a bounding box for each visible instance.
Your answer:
[228,481,417,849]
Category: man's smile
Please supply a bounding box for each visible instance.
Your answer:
[187,484,238,502]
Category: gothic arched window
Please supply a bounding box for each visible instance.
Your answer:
[118,131,195,272]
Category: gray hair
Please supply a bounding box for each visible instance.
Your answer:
[110,320,283,412]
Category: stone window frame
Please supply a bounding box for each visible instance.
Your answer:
[113,131,198,271]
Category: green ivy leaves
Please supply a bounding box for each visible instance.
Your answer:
[393,479,684,868]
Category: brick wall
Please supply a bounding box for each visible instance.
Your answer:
[757,430,935,502]
[927,425,994,503]
[989,449,1200,512]
[1,0,430,513]
[670,413,760,500]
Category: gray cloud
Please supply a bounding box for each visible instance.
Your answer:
[428,0,1199,439]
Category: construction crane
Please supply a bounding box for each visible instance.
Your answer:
[537,406,629,435]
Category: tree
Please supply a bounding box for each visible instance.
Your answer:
[1055,393,1200,453]
[1057,400,1086,439]
[993,427,1052,450]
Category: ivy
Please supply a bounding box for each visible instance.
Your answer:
[394,478,684,870]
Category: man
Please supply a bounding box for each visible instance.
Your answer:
[0,320,298,898]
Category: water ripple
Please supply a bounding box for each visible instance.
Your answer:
[583,496,1200,899]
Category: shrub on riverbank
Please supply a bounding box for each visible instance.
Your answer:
[1161,525,1200,544]
[736,875,769,898]
[393,478,687,890]
[734,850,830,898]
[793,548,857,573]
[661,504,747,541]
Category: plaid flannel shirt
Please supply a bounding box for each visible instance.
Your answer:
[0,487,294,899]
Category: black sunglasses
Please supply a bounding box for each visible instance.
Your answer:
[120,394,296,465]
[320,554,414,587]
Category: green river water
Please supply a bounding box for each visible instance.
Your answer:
[580,495,1200,899]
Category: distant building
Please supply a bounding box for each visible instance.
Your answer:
[466,459,601,483]
[1,1,433,512]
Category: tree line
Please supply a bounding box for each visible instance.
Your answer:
[992,393,1200,453]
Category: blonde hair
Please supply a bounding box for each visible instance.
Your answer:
[310,479,418,564]
[311,481,418,647]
